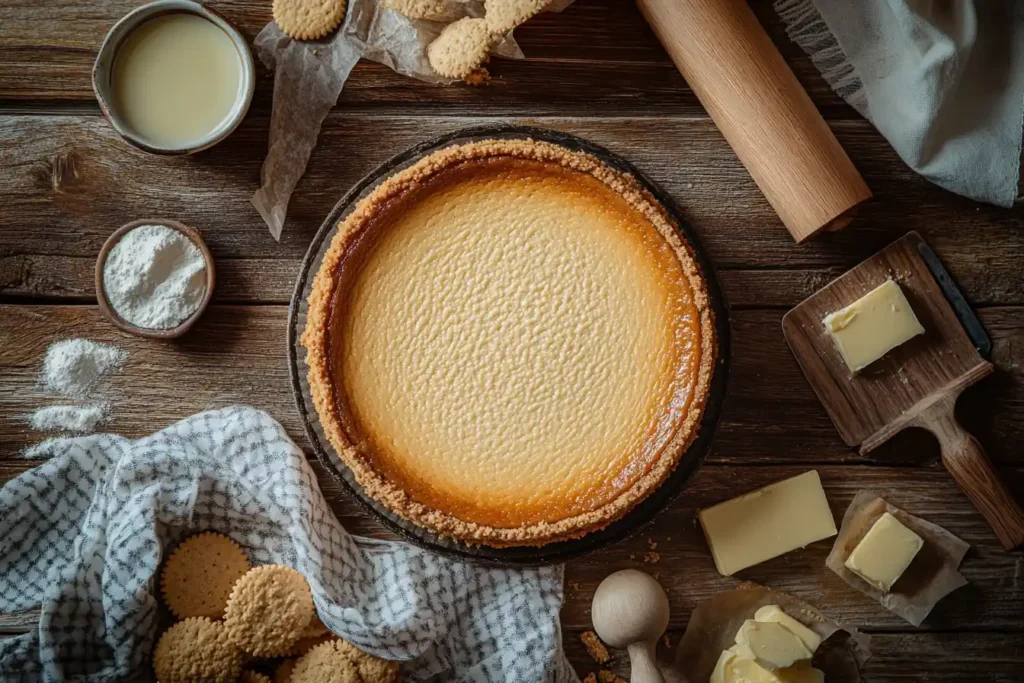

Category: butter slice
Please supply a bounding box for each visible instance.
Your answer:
[711,646,824,683]
[735,620,813,669]
[753,605,822,653]
[822,279,925,372]
[844,511,924,592]
[699,471,837,576]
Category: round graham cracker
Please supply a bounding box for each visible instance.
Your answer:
[290,641,361,683]
[383,0,454,20]
[241,671,274,683]
[273,0,348,40]
[426,17,494,80]
[224,565,315,657]
[484,0,548,34]
[335,639,400,683]
[153,618,244,683]
[161,532,251,620]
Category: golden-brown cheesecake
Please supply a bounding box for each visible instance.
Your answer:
[302,139,715,546]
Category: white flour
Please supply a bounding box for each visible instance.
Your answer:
[29,405,109,433]
[102,224,207,329]
[42,339,128,398]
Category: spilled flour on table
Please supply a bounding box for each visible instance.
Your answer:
[42,339,127,398]
[24,339,128,442]
[28,404,110,433]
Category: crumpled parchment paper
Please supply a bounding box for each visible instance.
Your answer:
[252,0,573,240]
[673,582,870,683]
[826,491,970,627]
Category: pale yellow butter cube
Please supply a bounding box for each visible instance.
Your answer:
[698,471,837,576]
[823,279,925,372]
[845,511,924,592]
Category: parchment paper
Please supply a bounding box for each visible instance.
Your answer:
[252,0,573,240]
[674,583,870,683]
[826,491,970,627]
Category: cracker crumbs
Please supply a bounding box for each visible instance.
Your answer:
[647,537,658,551]
[581,631,610,664]
[583,674,597,683]
[643,551,661,564]
[599,671,627,683]
[662,633,672,649]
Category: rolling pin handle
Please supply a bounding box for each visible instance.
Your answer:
[920,396,1024,550]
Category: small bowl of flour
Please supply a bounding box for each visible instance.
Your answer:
[96,219,215,339]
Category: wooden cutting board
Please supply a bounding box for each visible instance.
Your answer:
[783,232,1024,550]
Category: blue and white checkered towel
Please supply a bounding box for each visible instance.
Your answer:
[0,406,577,682]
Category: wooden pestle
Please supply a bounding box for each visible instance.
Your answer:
[591,569,670,683]
[636,0,872,242]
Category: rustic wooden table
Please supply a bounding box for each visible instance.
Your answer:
[2,1,1023,680]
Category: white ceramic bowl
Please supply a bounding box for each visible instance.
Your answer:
[92,0,256,155]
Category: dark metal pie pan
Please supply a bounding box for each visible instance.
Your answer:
[287,124,731,565]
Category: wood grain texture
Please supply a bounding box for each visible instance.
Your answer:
[3,115,1024,298]
[4,305,1024,468]
[637,0,870,241]
[0,0,850,116]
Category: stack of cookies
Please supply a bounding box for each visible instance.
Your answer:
[154,532,399,683]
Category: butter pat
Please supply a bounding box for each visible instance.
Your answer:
[709,604,826,683]
[822,279,924,372]
[736,620,813,669]
[699,471,837,576]
[844,512,924,592]
[753,605,822,652]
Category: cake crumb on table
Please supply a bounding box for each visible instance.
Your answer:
[643,551,661,564]
[581,631,610,664]
[599,671,626,683]
[583,673,597,683]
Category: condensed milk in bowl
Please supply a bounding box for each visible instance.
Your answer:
[93,0,255,155]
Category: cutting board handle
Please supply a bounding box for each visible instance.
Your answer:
[916,393,1024,550]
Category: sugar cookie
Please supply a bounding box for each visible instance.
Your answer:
[224,565,315,657]
[273,0,348,40]
[290,641,361,683]
[383,0,455,21]
[335,639,400,683]
[153,617,243,683]
[161,532,250,620]
[427,17,495,80]
[484,0,548,34]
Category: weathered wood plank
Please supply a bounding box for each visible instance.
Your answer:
[0,0,848,116]
[1,457,1021,632]
[563,629,1024,682]
[2,115,1024,300]
[3,305,1024,467]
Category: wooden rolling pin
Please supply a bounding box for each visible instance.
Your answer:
[636,0,872,242]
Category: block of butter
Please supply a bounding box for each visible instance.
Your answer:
[822,279,925,372]
[845,511,924,592]
[710,604,824,683]
[699,471,837,576]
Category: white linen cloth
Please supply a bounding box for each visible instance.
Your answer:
[0,406,577,682]
[776,0,1024,207]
